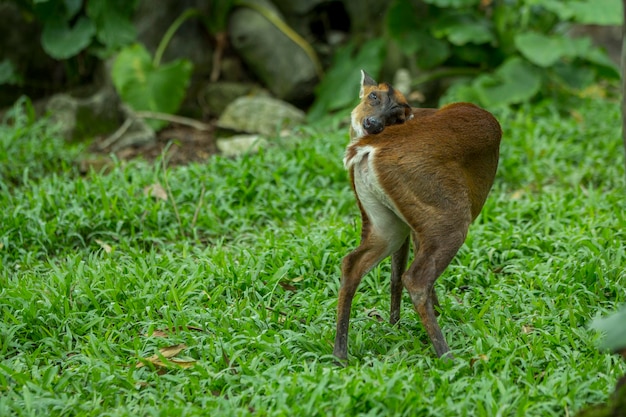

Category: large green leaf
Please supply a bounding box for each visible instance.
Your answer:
[112,44,193,130]
[474,57,542,107]
[87,0,137,50]
[432,13,494,46]
[531,0,575,20]
[514,33,564,67]
[41,16,96,59]
[529,0,622,24]
[515,32,593,67]
[569,0,622,25]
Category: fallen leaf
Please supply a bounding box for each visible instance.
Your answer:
[136,343,187,368]
[150,358,196,369]
[95,239,112,254]
[511,189,525,200]
[278,281,297,292]
[470,354,489,368]
[365,308,384,323]
[522,324,533,334]
[150,330,169,338]
[144,183,168,201]
[158,344,187,358]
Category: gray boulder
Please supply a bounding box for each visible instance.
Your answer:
[228,1,319,104]
[217,96,306,137]
[46,88,122,142]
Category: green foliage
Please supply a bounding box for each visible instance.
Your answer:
[112,44,193,130]
[383,0,621,108]
[308,39,386,122]
[13,0,137,60]
[206,0,235,34]
[0,95,625,416]
[111,9,199,130]
[40,15,96,59]
[0,97,82,188]
[0,59,22,85]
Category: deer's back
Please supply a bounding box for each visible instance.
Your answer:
[348,103,502,220]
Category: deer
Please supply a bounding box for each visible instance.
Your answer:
[333,70,502,361]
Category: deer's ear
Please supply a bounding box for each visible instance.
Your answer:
[359,70,377,98]
[361,70,377,86]
[404,104,414,121]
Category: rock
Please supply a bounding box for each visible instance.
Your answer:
[217,134,268,157]
[228,1,319,104]
[46,88,122,141]
[199,82,266,117]
[217,96,306,137]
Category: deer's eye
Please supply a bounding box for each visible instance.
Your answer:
[368,92,378,101]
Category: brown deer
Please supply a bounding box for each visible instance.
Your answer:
[334,71,502,360]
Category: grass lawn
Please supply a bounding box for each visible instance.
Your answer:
[0,95,625,416]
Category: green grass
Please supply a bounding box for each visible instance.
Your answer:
[1,95,625,416]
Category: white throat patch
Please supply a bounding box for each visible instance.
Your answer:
[350,108,366,141]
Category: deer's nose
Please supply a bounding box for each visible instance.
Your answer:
[363,117,383,134]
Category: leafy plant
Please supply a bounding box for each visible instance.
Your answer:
[307,39,386,122]
[384,0,620,107]
[0,59,22,86]
[10,0,137,60]
[112,10,197,130]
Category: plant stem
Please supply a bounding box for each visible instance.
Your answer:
[154,8,202,67]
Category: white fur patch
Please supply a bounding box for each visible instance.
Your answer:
[350,108,366,141]
[350,145,409,253]
[359,70,366,98]
[344,143,370,169]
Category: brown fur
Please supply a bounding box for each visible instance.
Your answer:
[334,72,502,361]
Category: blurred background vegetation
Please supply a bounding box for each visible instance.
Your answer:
[0,0,622,131]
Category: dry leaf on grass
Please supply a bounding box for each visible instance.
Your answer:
[143,183,168,201]
[149,330,169,338]
[148,358,197,369]
[95,239,112,253]
[136,343,196,369]
[470,354,489,368]
[278,281,297,292]
[365,308,384,323]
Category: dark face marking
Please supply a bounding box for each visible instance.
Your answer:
[361,83,411,135]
